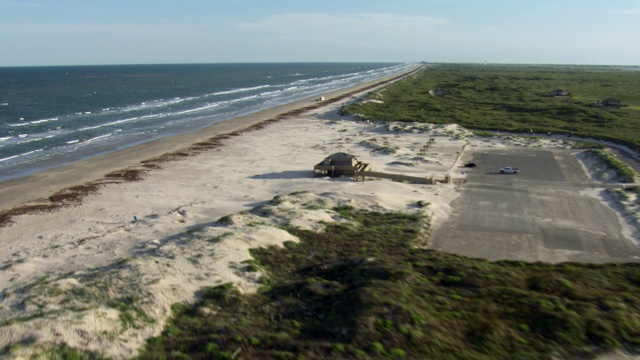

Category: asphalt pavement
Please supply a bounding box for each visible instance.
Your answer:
[428,147,640,263]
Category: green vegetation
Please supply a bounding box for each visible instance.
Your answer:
[343,64,640,152]
[45,344,105,360]
[139,208,640,359]
[588,150,638,182]
[606,186,640,221]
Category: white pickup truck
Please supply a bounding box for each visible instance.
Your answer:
[500,166,519,174]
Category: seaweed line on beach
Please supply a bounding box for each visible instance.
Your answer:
[0,70,417,229]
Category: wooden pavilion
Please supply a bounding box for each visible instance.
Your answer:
[313,152,371,177]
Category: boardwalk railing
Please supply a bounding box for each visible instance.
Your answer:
[355,171,445,184]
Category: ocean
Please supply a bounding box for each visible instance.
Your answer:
[0,62,412,182]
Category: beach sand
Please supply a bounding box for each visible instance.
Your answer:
[0,68,638,358]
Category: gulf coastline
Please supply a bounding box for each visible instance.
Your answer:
[0,63,411,182]
[0,64,422,212]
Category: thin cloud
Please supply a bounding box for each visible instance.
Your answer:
[0,21,197,37]
[611,7,640,14]
[237,13,450,35]
[232,13,454,62]
[0,1,65,9]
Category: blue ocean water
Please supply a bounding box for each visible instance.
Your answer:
[0,62,411,182]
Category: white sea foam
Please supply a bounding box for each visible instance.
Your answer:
[174,94,263,116]
[0,154,20,162]
[229,94,259,103]
[9,117,60,127]
[114,96,196,114]
[17,137,45,145]
[174,102,223,116]
[1,147,46,165]
[30,117,59,124]
[259,90,281,97]
[212,85,271,96]
[81,133,112,145]
[22,148,44,156]
[78,114,162,131]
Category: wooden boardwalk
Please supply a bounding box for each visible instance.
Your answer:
[354,170,448,184]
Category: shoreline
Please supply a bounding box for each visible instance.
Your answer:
[0,65,422,214]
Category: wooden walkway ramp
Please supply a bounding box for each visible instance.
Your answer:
[355,171,446,184]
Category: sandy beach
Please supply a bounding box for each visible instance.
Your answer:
[0,67,421,212]
[1,67,639,358]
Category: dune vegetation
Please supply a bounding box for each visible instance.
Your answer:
[343,64,640,152]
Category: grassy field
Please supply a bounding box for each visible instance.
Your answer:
[342,64,640,152]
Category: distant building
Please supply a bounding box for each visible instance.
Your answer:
[428,88,448,96]
[591,98,627,108]
[602,98,622,107]
[313,152,371,177]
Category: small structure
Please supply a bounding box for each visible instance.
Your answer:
[313,153,442,184]
[591,98,627,108]
[314,152,371,177]
[551,89,570,96]
[602,98,622,107]
[428,88,448,96]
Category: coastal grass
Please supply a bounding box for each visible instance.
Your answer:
[138,208,640,360]
[342,64,640,152]
[588,150,638,182]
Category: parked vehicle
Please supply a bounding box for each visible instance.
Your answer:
[500,166,519,174]
[464,162,477,168]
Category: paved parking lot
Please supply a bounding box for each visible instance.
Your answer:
[428,147,640,263]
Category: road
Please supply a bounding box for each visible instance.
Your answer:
[429,147,640,263]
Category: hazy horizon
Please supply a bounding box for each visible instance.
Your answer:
[1,0,638,67]
[1,62,640,70]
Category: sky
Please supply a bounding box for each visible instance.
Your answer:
[0,0,639,67]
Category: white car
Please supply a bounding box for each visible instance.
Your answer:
[500,166,519,174]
